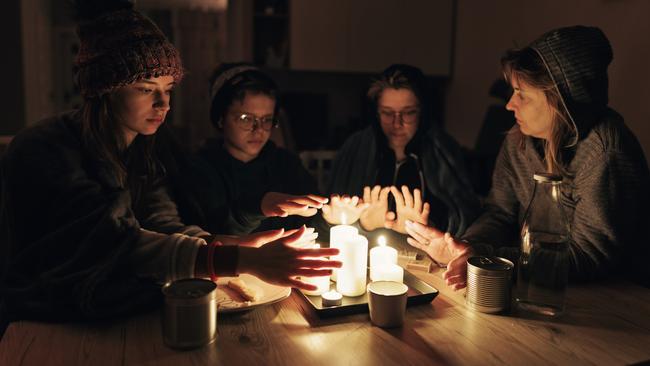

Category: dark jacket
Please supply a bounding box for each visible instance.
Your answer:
[0,112,206,325]
[462,26,650,283]
[328,124,480,237]
[174,139,319,235]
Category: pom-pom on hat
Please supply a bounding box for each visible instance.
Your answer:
[73,0,184,97]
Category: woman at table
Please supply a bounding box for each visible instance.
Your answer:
[169,63,326,236]
[0,1,338,332]
[405,26,650,289]
[322,64,479,240]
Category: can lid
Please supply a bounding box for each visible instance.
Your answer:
[533,172,562,183]
[467,256,513,275]
[162,278,217,300]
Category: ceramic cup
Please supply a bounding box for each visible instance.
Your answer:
[367,281,408,328]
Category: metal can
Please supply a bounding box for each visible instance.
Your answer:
[466,256,514,313]
[162,278,218,349]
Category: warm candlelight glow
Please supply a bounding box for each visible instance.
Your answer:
[378,235,386,247]
[341,212,347,225]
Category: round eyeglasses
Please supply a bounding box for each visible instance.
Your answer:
[231,113,279,131]
[378,108,420,125]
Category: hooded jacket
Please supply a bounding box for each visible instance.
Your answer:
[462,26,650,284]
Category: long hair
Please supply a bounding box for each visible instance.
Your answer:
[501,47,577,176]
[79,95,159,195]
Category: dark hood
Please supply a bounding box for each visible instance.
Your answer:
[530,25,613,141]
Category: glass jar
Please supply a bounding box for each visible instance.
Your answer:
[515,173,570,316]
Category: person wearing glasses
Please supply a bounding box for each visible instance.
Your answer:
[171,63,325,236]
[322,64,479,243]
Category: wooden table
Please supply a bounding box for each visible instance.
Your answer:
[1,267,649,366]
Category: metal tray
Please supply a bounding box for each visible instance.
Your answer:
[297,269,438,318]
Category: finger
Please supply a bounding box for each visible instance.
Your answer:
[350,196,359,206]
[250,228,285,245]
[385,211,396,221]
[295,251,341,263]
[363,186,371,203]
[282,228,299,238]
[406,237,426,251]
[330,195,340,206]
[291,268,335,277]
[371,185,381,202]
[405,220,443,239]
[451,282,467,291]
[390,186,405,206]
[405,225,429,244]
[413,188,422,211]
[306,194,329,204]
[402,185,414,208]
[321,204,331,218]
[379,186,391,204]
[341,195,351,204]
[288,277,318,291]
[280,225,307,245]
[420,202,430,223]
[297,208,318,217]
[289,197,325,208]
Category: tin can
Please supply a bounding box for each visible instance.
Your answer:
[162,278,218,349]
[466,256,513,313]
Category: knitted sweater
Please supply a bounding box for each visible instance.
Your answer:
[462,110,649,281]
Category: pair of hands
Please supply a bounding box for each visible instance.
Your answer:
[404,220,474,291]
[322,185,429,234]
[231,226,341,291]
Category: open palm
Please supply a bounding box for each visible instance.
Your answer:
[389,186,430,234]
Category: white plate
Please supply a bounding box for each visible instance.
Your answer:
[215,274,291,313]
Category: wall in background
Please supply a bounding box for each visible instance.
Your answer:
[446,0,650,160]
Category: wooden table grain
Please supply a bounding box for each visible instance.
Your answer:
[1,268,649,366]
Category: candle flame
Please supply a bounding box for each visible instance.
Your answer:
[378,235,386,247]
[341,213,347,225]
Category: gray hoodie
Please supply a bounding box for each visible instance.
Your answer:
[462,26,650,283]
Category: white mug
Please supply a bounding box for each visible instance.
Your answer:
[367,281,408,328]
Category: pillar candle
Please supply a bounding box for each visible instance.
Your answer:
[336,234,368,297]
[329,219,358,282]
[301,244,331,296]
[369,236,398,281]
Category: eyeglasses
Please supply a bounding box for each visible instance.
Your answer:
[378,108,420,125]
[230,113,279,131]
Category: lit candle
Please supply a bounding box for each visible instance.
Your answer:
[321,290,343,307]
[371,263,404,283]
[336,234,368,297]
[369,236,398,281]
[329,213,358,282]
[301,244,331,296]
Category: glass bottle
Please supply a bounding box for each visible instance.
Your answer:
[515,173,570,316]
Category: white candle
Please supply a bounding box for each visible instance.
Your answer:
[329,213,358,282]
[369,236,398,281]
[372,263,404,283]
[321,290,343,306]
[336,234,368,297]
[301,244,331,296]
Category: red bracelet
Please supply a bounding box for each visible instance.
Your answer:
[206,240,222,282]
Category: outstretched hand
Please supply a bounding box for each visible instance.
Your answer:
[238,226,341,290]
[211,227,318,248]
[322,194,369,225]
[261,192,328,218]
[359,185,394,231]
[389,185,430,234]
[404,220,474,290]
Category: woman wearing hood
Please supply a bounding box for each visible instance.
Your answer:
[406,26,650,290]
[322,64,479,242]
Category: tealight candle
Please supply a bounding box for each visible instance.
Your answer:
[301,244,331,296]
[336,234,368,297]
[321,290,343,307]
[329,213,358,282]
[372,263,404,283]
[369,236,398,281]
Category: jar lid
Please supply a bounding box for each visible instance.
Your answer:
[467,256,513,276]
[533,173,562,183]
[162,278,217,302]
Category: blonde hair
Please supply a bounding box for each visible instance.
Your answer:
[502,48,576,176]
